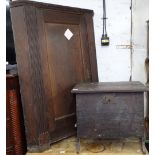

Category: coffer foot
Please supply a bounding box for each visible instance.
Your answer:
[141,138,146,154]
[76,138,80,154]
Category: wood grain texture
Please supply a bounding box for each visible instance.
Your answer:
[10,0,98,152]
[11,6,52,151]
[10,0,94,15]
[73,82,145,143]
[11,6,40,148]
[84,13,98,81]
[76,92,144,139]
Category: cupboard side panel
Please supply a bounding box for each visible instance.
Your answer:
[10,6,53,151]
[84,13,98,81]
[11,6,39,148]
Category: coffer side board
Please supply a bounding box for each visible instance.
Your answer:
[76,92,144,139]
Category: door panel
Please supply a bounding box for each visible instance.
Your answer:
[43,9,94,142]
[45,23,84,118]
[42,9,94,140]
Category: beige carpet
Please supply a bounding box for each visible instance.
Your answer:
[27,137,148,155]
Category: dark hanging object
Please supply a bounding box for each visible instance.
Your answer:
[101,0,109,46]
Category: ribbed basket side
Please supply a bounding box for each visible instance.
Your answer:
[9,89,25,155]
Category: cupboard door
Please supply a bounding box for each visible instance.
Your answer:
[43,9,96,142]
[10,1,98,152]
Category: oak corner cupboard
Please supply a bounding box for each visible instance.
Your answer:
[10,0,98,152]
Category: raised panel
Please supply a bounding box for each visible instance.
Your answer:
[45,23,84,118]
[43,10,81,24]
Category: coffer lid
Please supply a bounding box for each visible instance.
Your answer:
[71,81,149,93]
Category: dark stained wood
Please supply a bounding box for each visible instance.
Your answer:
[72,82,146,142]
[71,81,148,93]
[10,0,94,15]
[6,74,27,155]
[10,0,98,152]
[76,92,144,139]
[11,6,54,151]
[84,13,98,81]
[44,10,81,24]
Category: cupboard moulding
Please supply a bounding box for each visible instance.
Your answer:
[10,0,94,15]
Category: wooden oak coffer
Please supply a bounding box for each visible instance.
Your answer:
[10,0,98,152]
[71,82,148,153]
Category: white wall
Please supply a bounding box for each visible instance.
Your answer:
[15,0,149,83]
[29,0,132,82]
[132,0,149,117]
[132,0,149,84]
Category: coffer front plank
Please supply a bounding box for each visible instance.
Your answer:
[76,93,144,114]
[76,92,144,139]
